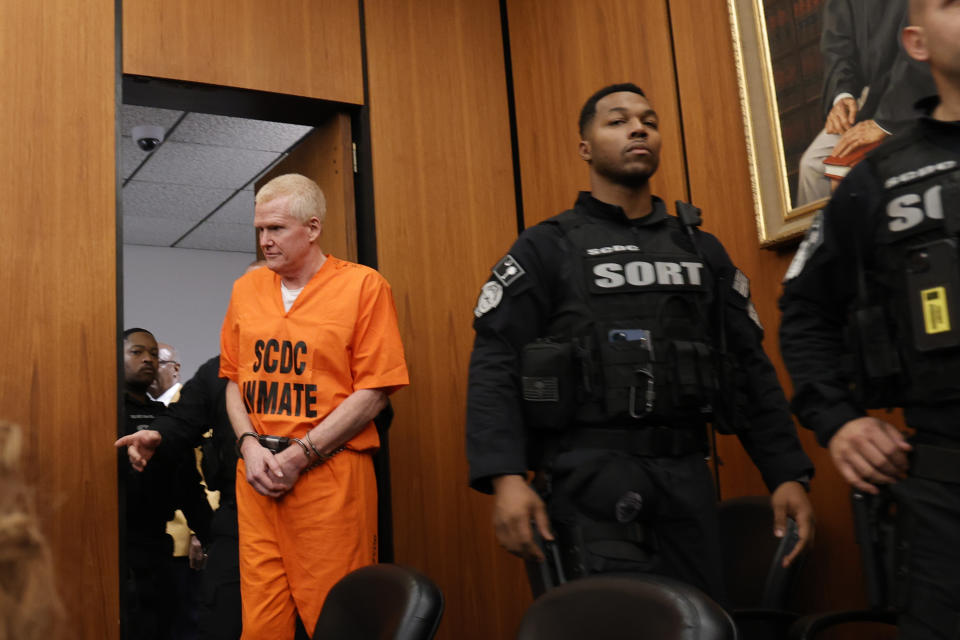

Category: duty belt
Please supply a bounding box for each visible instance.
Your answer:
[561,425,707,457]
[911,443,960,484]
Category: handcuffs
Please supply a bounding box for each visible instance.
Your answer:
[235,431,344,469]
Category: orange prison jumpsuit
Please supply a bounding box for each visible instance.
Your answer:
[220,256,408,639]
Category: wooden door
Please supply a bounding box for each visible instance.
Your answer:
[255,113,357,263]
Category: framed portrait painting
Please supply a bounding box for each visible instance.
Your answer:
[727,0,928,246]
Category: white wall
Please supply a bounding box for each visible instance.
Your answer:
[123,245,256,381]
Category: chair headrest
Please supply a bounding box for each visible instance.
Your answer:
[516,574,736,640]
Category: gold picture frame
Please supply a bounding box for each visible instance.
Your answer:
[727,0,828,247]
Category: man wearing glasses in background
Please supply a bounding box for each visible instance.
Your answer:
[149,342,183,406]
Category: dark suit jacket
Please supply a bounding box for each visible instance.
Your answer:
[820,0,934,131]
[151,355,237,501]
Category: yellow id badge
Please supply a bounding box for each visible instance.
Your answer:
[906,239,960,351]
[921,287,951,334]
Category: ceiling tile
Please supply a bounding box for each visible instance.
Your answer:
[122,215,195,247]
[121,136,151,180]
[208,190,255,225]
[172,113,313,152]
[136,142,280,189]
[177,221,257,253]
[121,105,184,138]
[122,181,235,222]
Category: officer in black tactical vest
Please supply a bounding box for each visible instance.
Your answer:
[779,2,960,636]
[466,83,815,601]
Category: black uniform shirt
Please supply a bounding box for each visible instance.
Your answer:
[151,355,237,501]
[467,192,813,493]
[124,393,213,551]
[779,110,960,447]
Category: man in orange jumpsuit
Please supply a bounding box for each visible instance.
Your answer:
[117,173,408,637]
[221,173,408,638]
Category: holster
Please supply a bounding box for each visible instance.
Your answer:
[544,449,662,581]
[850,489,904,612]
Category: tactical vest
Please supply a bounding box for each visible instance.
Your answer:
[854,127,960,406]
[521,207,719,428]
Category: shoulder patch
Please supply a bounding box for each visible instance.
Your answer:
[746,300,764,331]
[784,212,824,282]
[474,281,504,317]
[732,269,750,298]
[493,254,526,287]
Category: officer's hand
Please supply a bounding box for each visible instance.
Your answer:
[828,416,912,494]
[824,97,858,135]
[114,429,162,472]
[240,438,289,498]
[830,120,887,158]
[770,481,815,568]
[188,535,207,570]
[491,474,553,562]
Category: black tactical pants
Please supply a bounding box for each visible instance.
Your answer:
[198,503,242,640]
[889,474,960,640]
[126,549,177,640]
[546,450,725,604]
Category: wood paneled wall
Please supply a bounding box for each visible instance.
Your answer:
[123,0,364,104]
[4,1,870,637]
[507,0,688,226]
[0,1,119,639]
[363,1,531,637]
[667,0,866,616]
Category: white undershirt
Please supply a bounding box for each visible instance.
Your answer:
[281,282,304,312]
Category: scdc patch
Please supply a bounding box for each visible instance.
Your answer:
[784,212,824,281]
[732,269,750,298]
[493,254,526,287]
[746,300,764,331]
[474,281,504,317]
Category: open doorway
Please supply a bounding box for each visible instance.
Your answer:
[120,102,313,377]
[116,75,388,640]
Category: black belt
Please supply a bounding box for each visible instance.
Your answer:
[561,425,707,457]
[911,443,960,484]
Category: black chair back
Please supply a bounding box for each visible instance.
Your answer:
[311,564,444,640]
[516,574,737,640]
